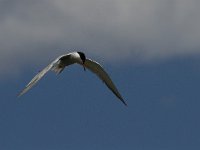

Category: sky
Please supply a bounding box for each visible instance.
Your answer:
[1,0,200,149]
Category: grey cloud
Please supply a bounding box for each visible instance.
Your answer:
[0,0,200,77]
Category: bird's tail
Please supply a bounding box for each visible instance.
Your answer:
[52,66,64,75]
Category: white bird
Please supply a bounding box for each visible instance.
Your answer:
[18,52,127,106]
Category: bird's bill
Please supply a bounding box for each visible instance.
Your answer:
[83,64,86,71]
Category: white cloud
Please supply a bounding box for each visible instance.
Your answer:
[0,0,200,77]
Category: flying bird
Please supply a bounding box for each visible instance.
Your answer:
[18,52,127,106]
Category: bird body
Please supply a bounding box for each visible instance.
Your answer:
[18,52,127,106]
[52,52,82,74]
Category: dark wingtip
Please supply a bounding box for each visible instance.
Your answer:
[122,100,128,107]
[119,97,128,107]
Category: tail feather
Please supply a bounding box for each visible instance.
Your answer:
[52,66,64,75]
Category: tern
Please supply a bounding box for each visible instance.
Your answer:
[18,52,127,106]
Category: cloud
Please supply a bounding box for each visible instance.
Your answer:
[0,0,200,77]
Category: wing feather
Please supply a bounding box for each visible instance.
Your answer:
[84,59,127,106]
[18,58,59,97]
[18,53,75,97]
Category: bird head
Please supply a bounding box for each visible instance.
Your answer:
[77,51,86,71]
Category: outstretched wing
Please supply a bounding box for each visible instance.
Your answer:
[84,59,127,106]
[18,58,60,97]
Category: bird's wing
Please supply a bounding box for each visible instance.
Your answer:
[84,59,127,106]
[18,58,60,97]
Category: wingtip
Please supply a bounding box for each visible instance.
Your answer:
[119,97,128,107]
[17,89,26,98]
[17,92,23,98]
[122,99,128,107]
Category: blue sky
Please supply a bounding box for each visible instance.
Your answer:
[1,0,200,150]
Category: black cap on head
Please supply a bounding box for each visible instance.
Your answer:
[77,52,86,64]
